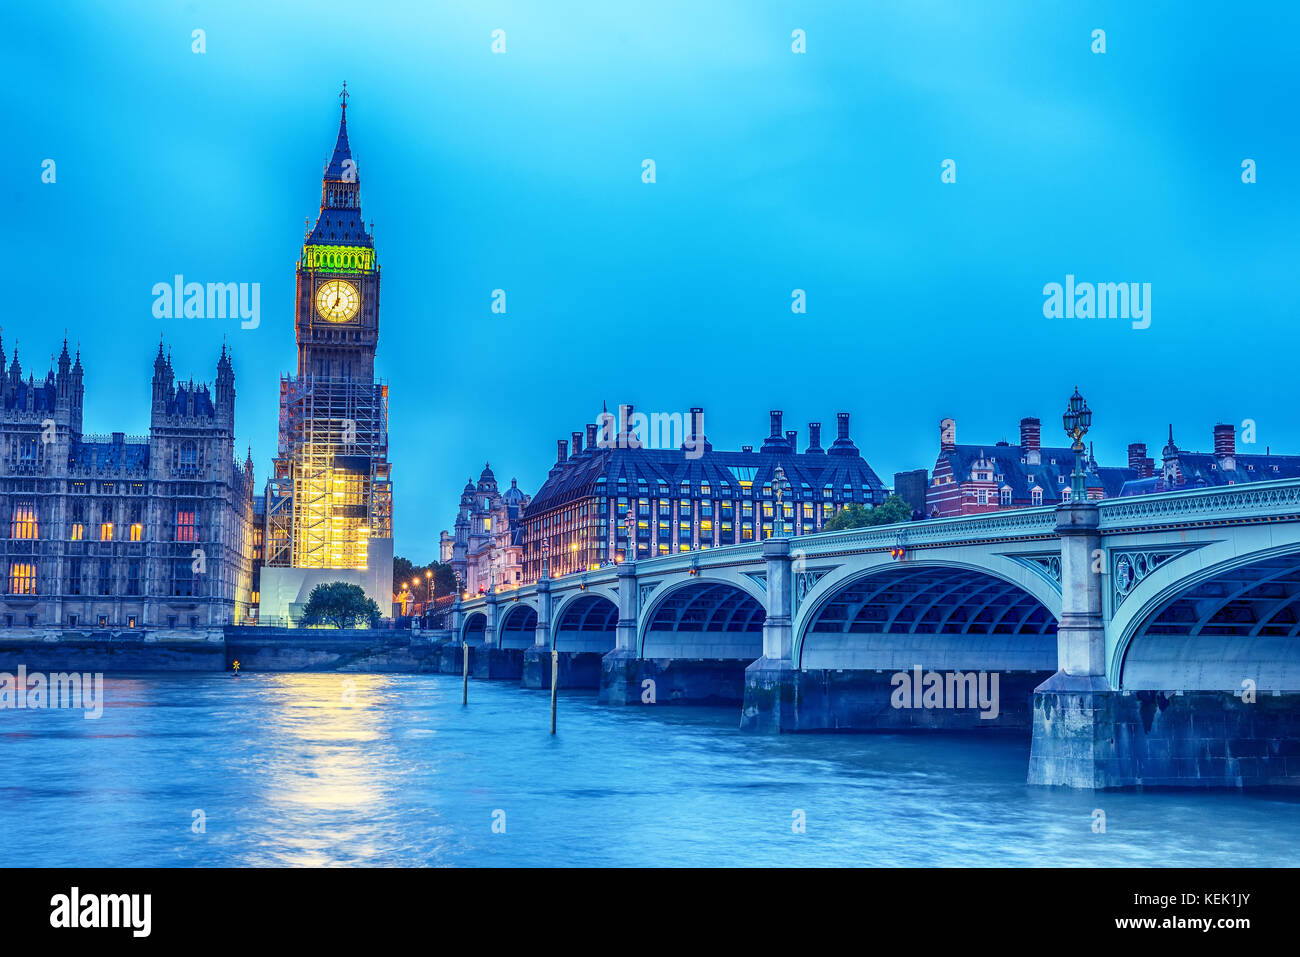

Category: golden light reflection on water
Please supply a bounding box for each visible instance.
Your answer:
[256,674,392,814]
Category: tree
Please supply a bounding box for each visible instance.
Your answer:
[393,556,416,595]
[392,557,456,600]
[822,494,914,532]
[300,581,383,629]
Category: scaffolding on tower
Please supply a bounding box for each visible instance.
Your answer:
[264,373,391,571]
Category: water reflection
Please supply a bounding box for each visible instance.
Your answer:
[0,673,1297,867]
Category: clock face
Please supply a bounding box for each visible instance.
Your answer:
[315,279,359,323]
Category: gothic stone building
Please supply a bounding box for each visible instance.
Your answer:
[440,464,530,596]
[0,337,256,635]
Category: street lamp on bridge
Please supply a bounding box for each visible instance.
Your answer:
[773,462,789,538]
[1062,386,1093,501]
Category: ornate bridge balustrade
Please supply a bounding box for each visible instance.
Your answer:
[432,478,1300,789]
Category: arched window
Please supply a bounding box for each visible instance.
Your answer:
[10,502,37,539]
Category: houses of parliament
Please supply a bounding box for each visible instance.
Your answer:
[0,88,394,635]
[0,337,257,635]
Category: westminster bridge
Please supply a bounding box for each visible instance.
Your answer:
[429,479,1300,789]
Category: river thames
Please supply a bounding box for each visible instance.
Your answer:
[1,673,1297,867]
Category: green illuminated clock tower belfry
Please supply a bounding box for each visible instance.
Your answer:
[259,85,395,622]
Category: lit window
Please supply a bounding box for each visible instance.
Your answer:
[10,503,37,540]
[71,523,84,541]
[130,523,143,542]
[8,562,36,595]
[100,523,113,542]
[176,510,196,542]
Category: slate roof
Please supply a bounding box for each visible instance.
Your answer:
[527,440,887,515]
[68,438,149,471]
[1119,451,1300,496]
[307,105,374,249]
[307,207,372,248]
[166,385,215,418]
[937,441,1131,504]
[2,376,58,413]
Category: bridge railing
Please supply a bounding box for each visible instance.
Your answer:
[1098,476,1300,529]
[787,506,1058,555]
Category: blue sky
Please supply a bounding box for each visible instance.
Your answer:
[6,0,1298,558]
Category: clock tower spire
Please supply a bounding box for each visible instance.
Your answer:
[262,86,394,623]
[295,83,378,381]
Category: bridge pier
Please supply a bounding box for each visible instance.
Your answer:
[742,538,796,731]
[436,599,467,673]
[598,560,643,704]
[1028,502,1113,786]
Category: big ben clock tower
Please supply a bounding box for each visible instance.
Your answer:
[294,82,380,382]
[260,85,394,621]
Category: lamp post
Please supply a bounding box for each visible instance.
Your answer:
[1061,386,1092,501]
[424,569,433,626]
[625,506,636,563]
[773,463,788,538]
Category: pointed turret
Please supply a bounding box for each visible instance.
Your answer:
[216,341,235,425]
[325,83,358,187]
[151,339,173,413]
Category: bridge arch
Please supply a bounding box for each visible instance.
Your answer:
[637,576,766,660]
[496,600,538,650]
[551,591,619,653]
[793,560,1059,672]
[1113,540,1300,691]
[461,610,487,645]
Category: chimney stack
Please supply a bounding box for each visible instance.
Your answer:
[1127,442,1154,476]
[618,403,633,441]
[571,431,583,456]
[829,412,857,454]
[1020,417,1041,465]
[762,410,787,452]
[1214,423,1235,457]
[807,422,824,453]
[785,429,797,451]
[586,422,598,450]
[684,407,706,450]
[556,439,568,463]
